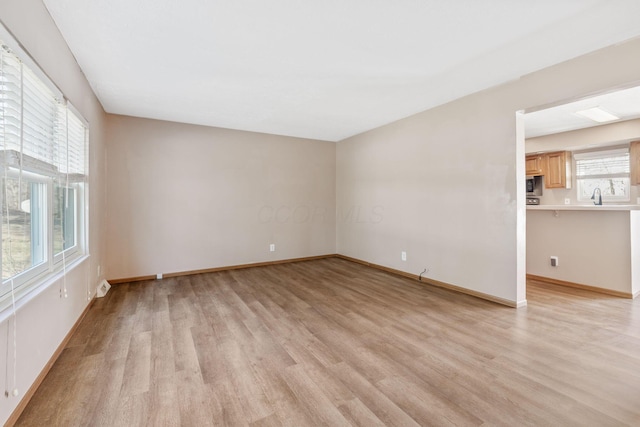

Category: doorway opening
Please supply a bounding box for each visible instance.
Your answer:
[518,84,640,302]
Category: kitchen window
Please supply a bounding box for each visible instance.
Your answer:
[575,148,630,202]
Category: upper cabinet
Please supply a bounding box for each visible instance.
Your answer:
[631,140,640,186]
[545,151,572,189]
[525,154,544,176]
[525,151,572,189]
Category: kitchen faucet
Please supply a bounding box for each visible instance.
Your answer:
[591,187,602,205]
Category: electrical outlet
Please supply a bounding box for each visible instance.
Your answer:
[156,273,163,280]
[269,243,275,252]
[550,256,558,267]
[564,198,571,205]
[401,251,407,261]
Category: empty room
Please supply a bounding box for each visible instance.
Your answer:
[2,0,640,425]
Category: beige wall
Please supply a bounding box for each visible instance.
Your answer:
[631,211,640,296]
[337,93,524,304]
[337,37,640,306]
[526,118,640,153]
[105,115,336,280]
[527,210,633,293]
[0,0,107,424]
[1,2,639,423]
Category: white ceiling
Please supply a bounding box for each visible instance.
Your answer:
[43,0,640,142]
[525,85,640,138]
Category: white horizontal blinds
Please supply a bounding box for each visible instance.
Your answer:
[53,106,86,186]
[1,41,86,178]
[22,64,57,167]
[66,109,86,175]
[574,148,630,179]
[0,48,21,153]
[1,43,60,174]
[53,102,67,175]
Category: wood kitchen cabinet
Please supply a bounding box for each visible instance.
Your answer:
[545,151,571,189]
[525,154,544,176]
[631,140,640,186]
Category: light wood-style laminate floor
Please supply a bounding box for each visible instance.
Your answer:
[15,258,640,426]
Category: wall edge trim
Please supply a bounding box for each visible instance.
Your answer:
[108,254,519,307]
[107,254,336,284]
[335,254,518,308]
[526,274,633,298]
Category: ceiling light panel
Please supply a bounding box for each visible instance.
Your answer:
[575,107,620,123]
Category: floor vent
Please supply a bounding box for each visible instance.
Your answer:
[96,279,111,298]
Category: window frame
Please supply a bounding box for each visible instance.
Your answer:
[1,169,50,287]
[574,147,631,203]
[0,25,89,312]
[52,182,83,265]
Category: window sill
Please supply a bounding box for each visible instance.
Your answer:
[0,254,90,323]
[526,205,640,211]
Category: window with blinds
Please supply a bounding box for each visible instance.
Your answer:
[0,35,88,307]
[574,148,630,202]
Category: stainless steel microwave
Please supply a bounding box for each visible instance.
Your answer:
[526,175,543,196]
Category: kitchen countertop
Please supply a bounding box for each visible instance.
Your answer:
[527,204,640,211]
